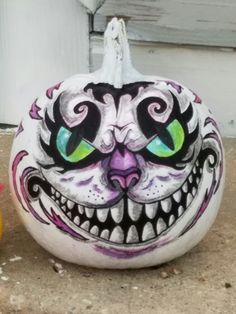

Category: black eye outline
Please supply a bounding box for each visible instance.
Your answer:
[39,94,105,171]
[56,126,96,163]
[137,93,199,168]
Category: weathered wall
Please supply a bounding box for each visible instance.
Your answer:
[0,0,89,124]
[94,0,236,47]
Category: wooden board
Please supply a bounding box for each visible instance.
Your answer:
[91,35,236,137]
[94,0,236,47]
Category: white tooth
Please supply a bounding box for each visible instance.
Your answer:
[142,222,155,241]
[51,195,56,200]
[97,208,109,223]
[100,229,110,240]
[156,218,167,235]
[145,203,157,219]
[173,190,182,203]
[67,212,72,219]
[67,200,74,210]
[56,200,60,205]
[33,185,39,192]
[189,174,193,184]
[128,199,142,221]
[178,206,184,217]
[55,191,60,198]
[196,177,200,185]
[126,225,139,243]
[61,196,66,204]
[73,216,80,225]
[90,225,99,236]
[78,205,84,215]
[61,206,66,212]
[161,198,172,213]
[168,214,175,226]
[186,193,193,207]
[80,220,90,231]
[192,187,197,197]
[200,168,202,174]
[182,182,188,193]
[85,207,94,218]
[111,206,124,223]
[109,226,124,243]
[51,187,55,195]
[193,166,197,174]
[196,160,199,167]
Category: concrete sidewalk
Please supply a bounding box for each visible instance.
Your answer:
[0,132,235,314]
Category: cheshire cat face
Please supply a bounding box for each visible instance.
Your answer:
[9,18,224,268]
[34,81,203,245]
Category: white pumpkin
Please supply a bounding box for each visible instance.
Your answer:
[9,18,224,268]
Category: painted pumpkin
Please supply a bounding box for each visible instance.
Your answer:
[9,18,224,268]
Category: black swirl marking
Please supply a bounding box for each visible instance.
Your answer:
[40,94,103,170]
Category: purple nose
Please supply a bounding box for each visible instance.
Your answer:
[108,148,140,190]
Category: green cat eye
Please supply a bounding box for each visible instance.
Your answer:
[146,119,184,157]
[56,127,95,163]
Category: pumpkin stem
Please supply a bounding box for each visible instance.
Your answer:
[97,17,143,88]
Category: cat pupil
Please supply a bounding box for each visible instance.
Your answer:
[65,129,82,156]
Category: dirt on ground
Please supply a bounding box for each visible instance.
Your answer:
[0,132,235,314]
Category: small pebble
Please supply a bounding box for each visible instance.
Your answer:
[53,263,64,274]
[55,262,63,270]
[49,258,55,263]
[1,276,9,281]
[225,282,232,289]
[160,271,169,279]
[49,259,66,275]
[171,267,182,275]
[9,256,22,262]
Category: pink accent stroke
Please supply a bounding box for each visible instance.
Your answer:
[46,82,62,99]
[12,151,48,224]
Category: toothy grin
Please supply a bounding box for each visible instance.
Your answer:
[39,158,203,245]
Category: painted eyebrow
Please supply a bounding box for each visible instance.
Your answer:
[44,94,102,142]
[83,81,154,109]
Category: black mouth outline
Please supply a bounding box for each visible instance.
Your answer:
[27,153,204,246]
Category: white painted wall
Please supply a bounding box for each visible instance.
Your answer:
[91,36,236,137]
[0,0,89,125]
